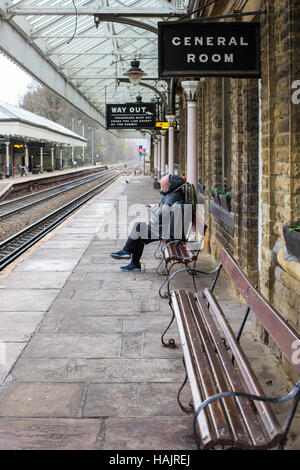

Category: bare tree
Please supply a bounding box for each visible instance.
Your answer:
[19,83,138,165]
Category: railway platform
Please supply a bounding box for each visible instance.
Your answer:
[0,174,298,450]
[0,164,114,200]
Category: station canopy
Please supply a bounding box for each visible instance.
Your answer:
[0,0,188,137]
[0,99,88,146]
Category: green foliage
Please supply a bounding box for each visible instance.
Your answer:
[211,186,231,198]
[288,225,300,233]
[211,186,223,198]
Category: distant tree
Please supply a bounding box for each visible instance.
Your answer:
[19,83,139,165]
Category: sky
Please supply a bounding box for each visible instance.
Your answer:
[0,54,33,106]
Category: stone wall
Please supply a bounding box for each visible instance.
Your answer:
[174,0,300,380]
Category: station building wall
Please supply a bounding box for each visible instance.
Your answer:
[173,0,300,380]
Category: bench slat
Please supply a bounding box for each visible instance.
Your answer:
[176,291,234,447]
[196,292,271,449]
[219,248,300,375]
[204,288,284,445]
[163,242,197,264]
[185,292,252,449]
[171,291,216,449]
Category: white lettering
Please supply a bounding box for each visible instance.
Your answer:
[199,54,209,63]
[212,54,221,63]
[229,37,238,46]
[224,53,234,63]
[240,36,249,46]
[194,37,203,46]
[129,107,135,113]
[207,37,214,45]
[218,37,226,45]
[291,340,300,365]
[187,53,196,63]
[184,37,191,46]
[291,80,300,104]
[172,37,181,46]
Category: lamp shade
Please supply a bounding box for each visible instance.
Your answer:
[123,60,147,86]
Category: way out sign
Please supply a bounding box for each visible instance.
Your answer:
[158,21,261,78]
[106,103,156,129]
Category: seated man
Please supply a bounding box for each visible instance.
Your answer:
[110,174,186,271]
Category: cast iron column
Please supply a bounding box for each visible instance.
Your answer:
[157,136,161,180]
[40,147,44,173]
[5,141,10,178]
[51,148,55,171]
[153,139,158,175]
[182,80,199,191]
[166,114,175,175]
[160,130,167,176]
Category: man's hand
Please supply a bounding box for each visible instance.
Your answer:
[147,204,158,209]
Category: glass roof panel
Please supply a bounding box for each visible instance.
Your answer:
[5,0,188,121]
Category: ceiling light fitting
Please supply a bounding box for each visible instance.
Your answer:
[123,60,147,86]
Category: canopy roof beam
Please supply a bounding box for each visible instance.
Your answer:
[7,7,184,17]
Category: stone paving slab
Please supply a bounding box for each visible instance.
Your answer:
[0,272,70,290]
[11,358,184,383]
[83,383,191,418]
[47,299,142,316]
[0,418,101,450]
[0,289,59,312]
[0,383,84,417]
[29,248,86,259]
[0,312,44,341]
[13,259,79,272]
[55,315,124,334]
[0,343,27,384]
[103,417,197,450]
[22,333,123,359]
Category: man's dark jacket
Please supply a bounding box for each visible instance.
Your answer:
[148,175,186,240]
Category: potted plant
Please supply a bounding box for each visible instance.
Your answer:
[219,190,232,212]
[283,225,300,259]
[211,186,223,205]
[198,178,205,195]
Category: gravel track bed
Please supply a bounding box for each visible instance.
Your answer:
[0,172,119,242]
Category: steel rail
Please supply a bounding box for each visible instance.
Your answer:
[0,167,118,219]
[0,169,125,271]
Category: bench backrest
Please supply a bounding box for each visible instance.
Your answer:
[220,248,300,376]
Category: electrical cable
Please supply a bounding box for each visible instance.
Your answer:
[67,0,78,45]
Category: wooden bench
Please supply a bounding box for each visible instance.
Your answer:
[164,247,300,450]
[155,217,207,299]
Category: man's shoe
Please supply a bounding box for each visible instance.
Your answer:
[110,249,131,259]
[120,262,141,271]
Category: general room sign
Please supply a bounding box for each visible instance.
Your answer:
[158,21,261,78]
[106,103,156,129]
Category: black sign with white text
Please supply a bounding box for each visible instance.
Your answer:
[158,21,261,78]
[106,103,156,129]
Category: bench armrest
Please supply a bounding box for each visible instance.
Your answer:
[167,264,221,298]
[193,381,300,447]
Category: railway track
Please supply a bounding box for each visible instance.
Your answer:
[0,168,127,271]
[0,166,119,220]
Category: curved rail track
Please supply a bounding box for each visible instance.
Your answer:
[0,167,129,271]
